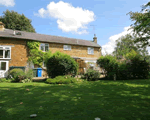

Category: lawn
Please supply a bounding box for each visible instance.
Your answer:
[0,79,150,120]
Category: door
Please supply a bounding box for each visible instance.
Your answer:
[0,61,9,78]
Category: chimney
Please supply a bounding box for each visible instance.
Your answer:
[93,34,97,43]
[0,22,5,32]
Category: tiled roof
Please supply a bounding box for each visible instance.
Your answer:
[0,29,101,48]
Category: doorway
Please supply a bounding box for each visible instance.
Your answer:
[0,61,9,78]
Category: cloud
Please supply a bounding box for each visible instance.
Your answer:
[102,26,150,55]
[0,0,15,7]
[102,26,133,55]
[35,1,95,34]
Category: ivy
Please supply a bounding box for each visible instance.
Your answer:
[27,40,50,67]
[27,41,40,50]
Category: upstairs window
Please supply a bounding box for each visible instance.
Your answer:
[0,46,11,59]
[88,47,94,54]
[63,45,71,50]
[40,43,49,52]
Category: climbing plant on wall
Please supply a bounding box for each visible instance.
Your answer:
[27,41,44,67]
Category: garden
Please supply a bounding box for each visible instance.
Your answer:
[0,48,150,120]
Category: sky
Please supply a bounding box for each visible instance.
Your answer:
[0,0,149,55]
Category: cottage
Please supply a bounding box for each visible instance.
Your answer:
[0,22,102,78]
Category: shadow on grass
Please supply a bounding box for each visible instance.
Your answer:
[0,80,150,120]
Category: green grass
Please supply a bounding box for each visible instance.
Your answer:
[0,79,150,120]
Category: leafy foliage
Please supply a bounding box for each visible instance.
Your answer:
[9,68,34,82]
[97,55,118,79]
[21,78,32,83]
[0,10,36,32]
[83,69,100,81]
[28,49,45,67]
[0,78,11,83]
[128,2,150,47]
[46,75,77,84]
[25,69,33,80]
[43,50,52,64]
[112,34,149,58]
[27,41,52,68]
[9,68,26,82]
[46,51,79,78]
[27,41,40,50]
[97,50,150,80]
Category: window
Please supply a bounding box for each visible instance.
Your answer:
[40,43,49,52]
[0,62,6,70]
[0,46,11,59]
[88,47,94,54]
[43,61,46,68]
[63,45,71,50]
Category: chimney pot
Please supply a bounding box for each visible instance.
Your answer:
[93,34,97,43]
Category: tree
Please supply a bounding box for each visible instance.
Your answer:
[112,34,149,59]
[0,10,35,33]
[128,2,150,48]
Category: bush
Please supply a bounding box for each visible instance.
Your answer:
[83,69,100,81]
[21,78,32,83]
[9,68,26,82]
[25,69,33,80]
[0,78,11,83]
[46,51,79,78]
[97,50,150,80]
[46,75,77,84]
[97,55,118,79]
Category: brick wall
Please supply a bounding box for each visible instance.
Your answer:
[44,42,101,58]
[0,38,28,67]
[0,38,101,77]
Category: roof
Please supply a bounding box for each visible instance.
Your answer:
[0,29,101,48]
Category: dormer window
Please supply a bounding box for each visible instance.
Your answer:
[0,46,11,59]
[40,43,49,52]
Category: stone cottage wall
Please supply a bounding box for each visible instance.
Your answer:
[0,38,101,77]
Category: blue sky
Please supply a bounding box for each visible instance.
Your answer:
[0,0,149,54]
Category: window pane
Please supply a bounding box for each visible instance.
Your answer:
[0,50,3,58]
[45,44,49,46]
[45,46,49,51]
[40,43,44,46]
[40,46,44,51]
[5,47,10,50]
[1,62,6,70]
[88,47,94,54]
[64,45,67,50]
[68,45,71,50]
[5,50,10,58]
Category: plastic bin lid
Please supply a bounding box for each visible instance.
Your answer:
[37,68,42,70]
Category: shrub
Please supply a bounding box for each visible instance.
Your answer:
[9,68,26,82]
[83,69,100,81]
[25,69,33,80]
[0,78,11,83]
[46,75,77,84]
[21,78,32,83]
[46,51,79,78]
[97,55,118,79]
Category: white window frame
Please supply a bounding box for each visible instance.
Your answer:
[88,47,94,55]
[40,43,49,52]
[0,46,11,59]
[43,61,46,69]
[63,45,71,51]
